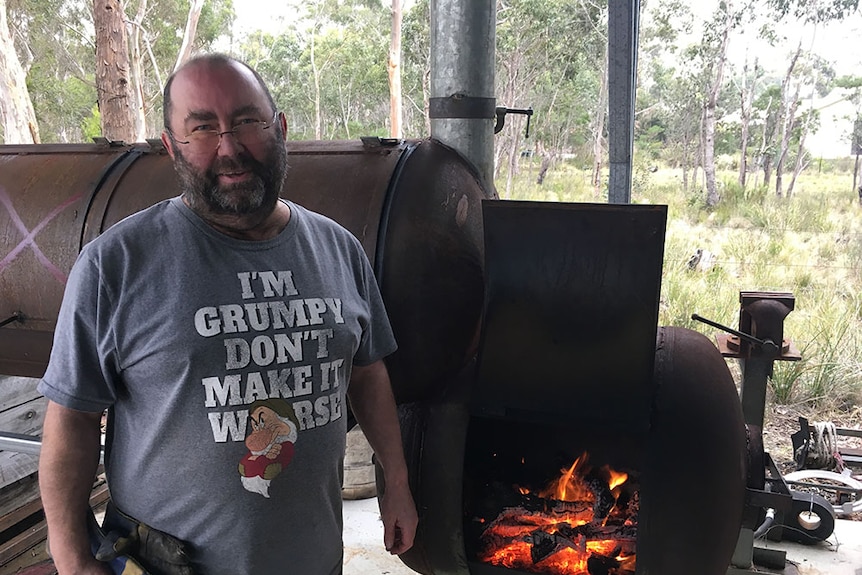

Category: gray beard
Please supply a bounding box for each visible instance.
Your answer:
[172,138,287,217]
[200,177,267,215]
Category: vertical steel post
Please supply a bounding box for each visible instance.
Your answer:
[607,0,640,204]
[429,0,496,192]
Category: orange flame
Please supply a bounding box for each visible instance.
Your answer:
[538,453,592,502]
[608,468,628,491]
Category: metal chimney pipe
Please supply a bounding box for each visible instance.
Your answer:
[607,0,641,204]
[429,0,496,193]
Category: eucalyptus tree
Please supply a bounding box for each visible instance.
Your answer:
[248,0,392,140]
[766,0,859,22]
[252,0,388,139]
[94,0,136,141]
[400,0,430,137]
[755,0,858,197]
[387,0,403,138]
[494,0,605,196]
[1,0,40,142]
[735,57,763,188]
[3,0,94,143]
[784,53,833,197]
[834,74,862,191]
[3,0,232,143]
[315,25,389,139]
[751,82,782,188]
[698,1,743,207]
[637,0,702,191]
[239,30,307,136]
[123,0,234,137]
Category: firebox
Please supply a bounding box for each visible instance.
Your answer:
[393,200,748,575]
[463,420,642,575]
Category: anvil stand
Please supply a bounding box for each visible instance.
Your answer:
[693,291,808,574]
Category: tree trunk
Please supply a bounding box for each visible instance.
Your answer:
[757,95,775,188]
[775,85,800,199]
[787,116,810,198]
[495,48,521,184]
[536,140,552,185]
[387,0,403,139]
[774,45,802,198]
[173,0,205,72]
[422,67,431,136]
[505,121,520,197]
[310,32,322,139]
[0,0,40,143]
[681,130,690,193]
[738,59,757,189]
[703,1,732,208]
[94,0,136,143]
[129,0,148,141]
[591,41,609,199]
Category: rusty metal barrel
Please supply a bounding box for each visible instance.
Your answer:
[0,138,489,404]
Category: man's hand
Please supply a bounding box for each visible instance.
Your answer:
[346,360,418,555]
[379,477,418,555]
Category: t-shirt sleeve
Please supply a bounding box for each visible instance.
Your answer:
[351,247,397,367]
[38,248,120,412]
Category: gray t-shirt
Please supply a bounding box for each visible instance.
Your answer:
[39,197,397,575]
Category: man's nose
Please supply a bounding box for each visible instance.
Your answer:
[216,130,245,156]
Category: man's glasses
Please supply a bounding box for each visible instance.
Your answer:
[168,112,279,154]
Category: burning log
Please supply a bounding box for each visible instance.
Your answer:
[557,522,637,544]
[474,481,588,518]
[587,548,636,575]
[525,523,637,565]
[484,498,594,531]
[588,477,615,522]
[530,529,585,564]
[521,492,594,516]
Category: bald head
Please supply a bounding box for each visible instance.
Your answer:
[162,54,277,133]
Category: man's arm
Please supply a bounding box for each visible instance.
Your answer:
[347,360,418,555]
[39,401,111,575]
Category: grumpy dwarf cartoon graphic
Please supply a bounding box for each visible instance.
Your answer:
[238,398,299,497]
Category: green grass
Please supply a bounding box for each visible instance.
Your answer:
[497,161,862,417]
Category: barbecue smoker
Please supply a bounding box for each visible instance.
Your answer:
[2,139,776,575]
[396,201,748,575]
[0,138,485,395]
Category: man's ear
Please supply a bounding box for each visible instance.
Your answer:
[278,112,287,141]
[161,130,176,159]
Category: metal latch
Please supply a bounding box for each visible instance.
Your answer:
[494,107,534,137]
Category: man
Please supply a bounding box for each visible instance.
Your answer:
[38,53,417,575]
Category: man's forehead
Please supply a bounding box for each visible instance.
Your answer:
[169,61,267,119]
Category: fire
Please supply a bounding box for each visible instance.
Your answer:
[477,453,637,575]
[538,453,591,502]
[608,469,628,491]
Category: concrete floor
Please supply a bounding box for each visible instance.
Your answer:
[754,518,862,575]
[343,497,862,575]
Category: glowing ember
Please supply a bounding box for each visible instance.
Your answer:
[477,453,637,575]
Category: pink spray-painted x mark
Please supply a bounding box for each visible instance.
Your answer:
[0,186,84,285]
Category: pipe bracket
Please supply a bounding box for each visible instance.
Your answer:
[428,95,496,120]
